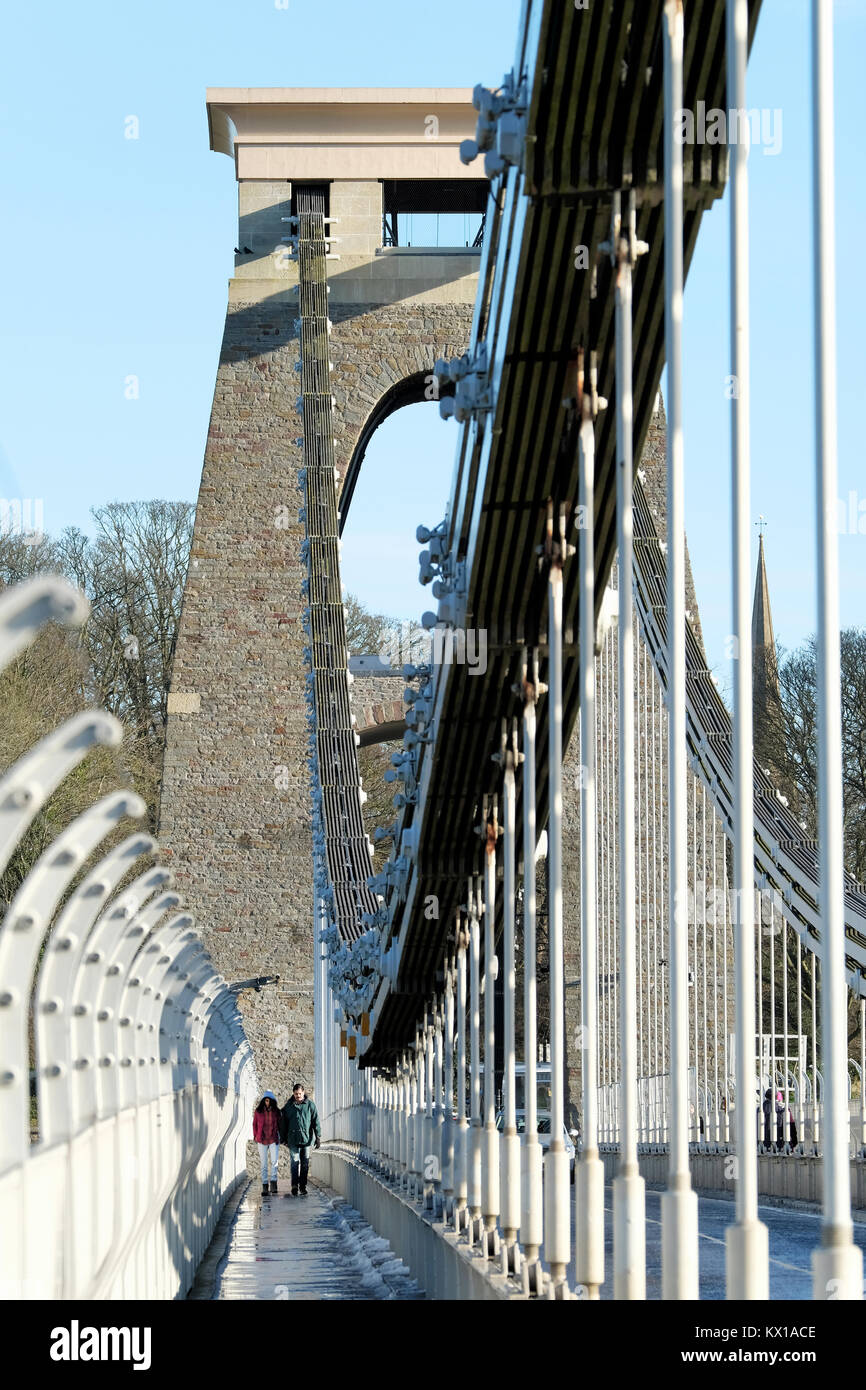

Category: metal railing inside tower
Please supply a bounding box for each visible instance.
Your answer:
[380,179,487,249]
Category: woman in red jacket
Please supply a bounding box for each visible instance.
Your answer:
[253,1091,281,1195]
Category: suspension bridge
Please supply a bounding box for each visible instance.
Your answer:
[2,0,864,1306]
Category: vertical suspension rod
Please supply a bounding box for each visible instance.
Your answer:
[574,389,604,1299]
[810,0,863,1300]
[662,0,699,1299]
[544,502,573,1291]
[607,187,647,1299]
[725,0,769,1298]
[499,720,522,1257]
[519,652,544,1276]
[482,801,501,1250]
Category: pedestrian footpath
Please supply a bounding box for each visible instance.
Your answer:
[189,1178,424,1301]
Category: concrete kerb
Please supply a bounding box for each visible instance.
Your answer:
[311,1147,526,1301]
[186,1174,251,1300]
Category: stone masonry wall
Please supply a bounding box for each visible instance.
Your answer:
[159,290,474,1116]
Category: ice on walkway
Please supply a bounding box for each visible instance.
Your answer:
[200,1179,424,1301]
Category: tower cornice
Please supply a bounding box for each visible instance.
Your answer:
[206,87,478,181]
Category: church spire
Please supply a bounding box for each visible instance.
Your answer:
[752,526,783,790]
[751,527,779,712]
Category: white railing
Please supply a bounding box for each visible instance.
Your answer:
[0,576,257,1300]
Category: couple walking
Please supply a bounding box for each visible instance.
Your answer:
[761,1087,798,1151]
[253,1083,321,1197]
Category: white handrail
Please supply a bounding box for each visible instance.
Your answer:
[0,577,254,1300]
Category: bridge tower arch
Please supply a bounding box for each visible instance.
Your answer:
[159,91,480,1100]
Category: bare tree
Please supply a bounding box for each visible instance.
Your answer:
[343,592,394,655]
[56,501,194,739]
[0,620,132,908]
[768,629,866,887]
[0,500,194,858]
[0,529,62,585]
[761,628,866,1058]
[51,502,195,825]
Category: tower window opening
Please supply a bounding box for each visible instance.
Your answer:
[381,179,487,249]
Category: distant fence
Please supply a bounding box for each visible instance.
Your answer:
[0,576,257,1299]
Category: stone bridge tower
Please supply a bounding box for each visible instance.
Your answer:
[159,90,481,1098]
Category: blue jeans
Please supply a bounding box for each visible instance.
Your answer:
[289,1145,310,1190]
[258,1142,278,1183]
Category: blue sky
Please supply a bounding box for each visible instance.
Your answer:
[674,0,866,683]
[0,0,863,681]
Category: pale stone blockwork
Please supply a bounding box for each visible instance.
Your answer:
[329,180,383,257]
[166,691,201,715]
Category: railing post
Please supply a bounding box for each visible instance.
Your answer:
[497,720,522,1274]
[481,799,501,1258]
[0,771,126,1183]
[724,0,770,1300]
[545,502,575,1295]
[661,0,700,1299]
[607,186,647,1299]
[574,405,604,1299]
[468,878,483,1243]
[398,1054,409,1187]
[454,919,469,1227]
[424,1009,436,1209]
[34,844,162,1150]
[410,1029,422,1201]
[809,0,864,1301]
[519,652,544,1293]
[442,961,455,1216]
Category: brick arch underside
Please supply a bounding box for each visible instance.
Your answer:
[329,304,470,494]
[357,703,405,746]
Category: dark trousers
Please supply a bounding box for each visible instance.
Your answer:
[289,1145,310,1190]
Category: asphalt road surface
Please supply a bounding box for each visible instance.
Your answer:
[582,1186,866,1299]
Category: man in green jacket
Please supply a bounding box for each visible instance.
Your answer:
[279,1083,321,1196]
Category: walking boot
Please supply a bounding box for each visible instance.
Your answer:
[270,1180,278,1194]
[262,1183,269,1196]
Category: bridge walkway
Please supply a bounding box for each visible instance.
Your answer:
[189,1179,424,1302]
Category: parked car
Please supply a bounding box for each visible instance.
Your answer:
[495,1109,577,1180]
